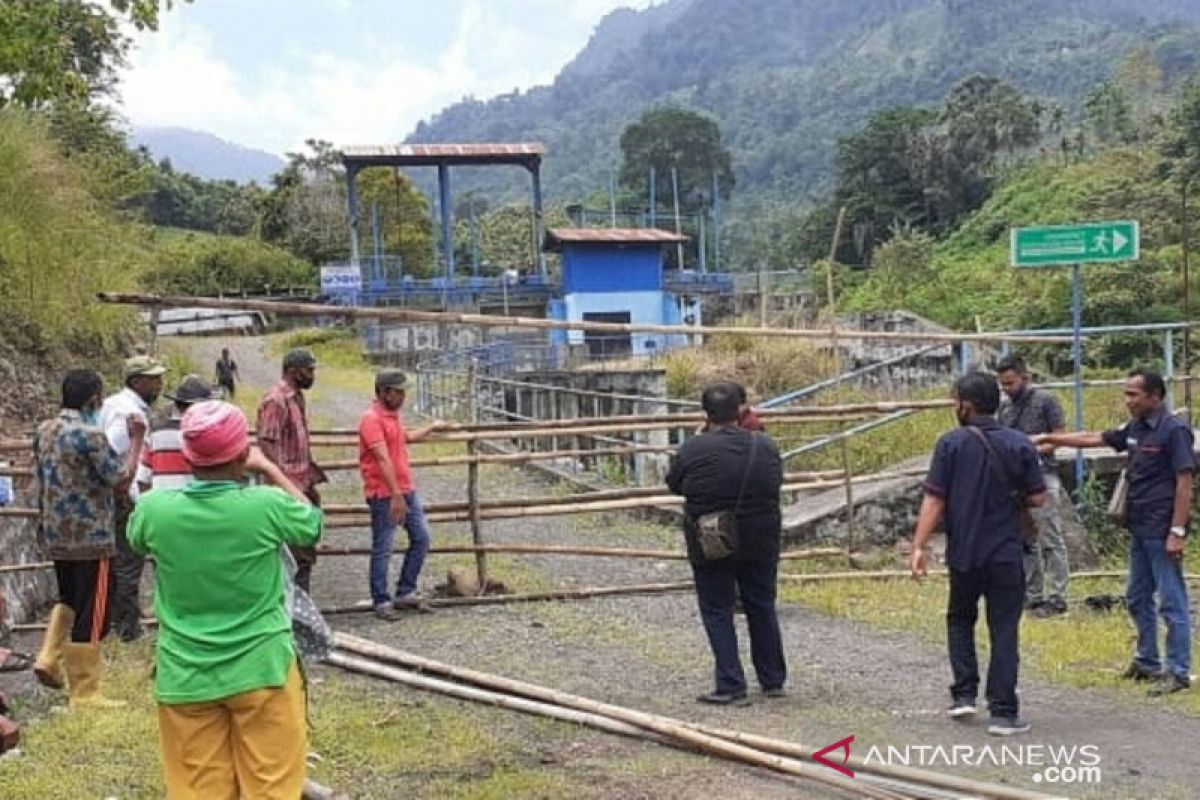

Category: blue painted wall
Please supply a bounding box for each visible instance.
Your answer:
[561,243,663,293]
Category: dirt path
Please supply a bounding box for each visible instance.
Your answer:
[166,336,1200,798]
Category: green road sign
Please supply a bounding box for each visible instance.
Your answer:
[1010,221,1139,268]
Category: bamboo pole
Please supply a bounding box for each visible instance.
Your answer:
[466,359,487,591]
[310,544,843,561]
[0,508,38,518]
[317,444,678,471]
[97,291,1074,345]
[0,562,52,574]
[320,582,698,614]
[326,647,901,800]
[333,634,1057,800]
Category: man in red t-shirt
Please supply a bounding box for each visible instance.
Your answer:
[358,370,454,619]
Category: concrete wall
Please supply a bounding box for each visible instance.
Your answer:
[479,368,672,485]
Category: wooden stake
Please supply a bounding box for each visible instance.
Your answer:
[466,358,487,591]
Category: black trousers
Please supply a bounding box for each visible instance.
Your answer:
[111,504,146,641]
[947,560,1025,717]
[691,556,787,695]
[55,559,114,643]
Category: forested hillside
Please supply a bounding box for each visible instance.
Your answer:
[411,0,1200,209]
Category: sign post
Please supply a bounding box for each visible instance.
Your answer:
[1011,221,1140,491]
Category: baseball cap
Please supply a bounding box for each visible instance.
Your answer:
[164,374,214,405]
[124,355,167,380]
[374,369,408,392]
[282,348,318,370]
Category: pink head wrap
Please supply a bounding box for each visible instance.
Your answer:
[181,400,249,467]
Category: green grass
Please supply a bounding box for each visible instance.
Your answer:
[0,640,593,799]
[780,574,1200,714]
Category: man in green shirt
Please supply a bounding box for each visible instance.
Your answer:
[128,400,322,800]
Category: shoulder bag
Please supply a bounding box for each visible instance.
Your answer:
[965,426,1038,541]
[693,433,759,561]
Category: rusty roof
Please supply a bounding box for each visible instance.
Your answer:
[340,143,544,167]
[544,228,690,249]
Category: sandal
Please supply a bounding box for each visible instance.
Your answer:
[0,648,33,673]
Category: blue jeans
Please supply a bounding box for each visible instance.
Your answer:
[1127,535,1192,679]
[367,493,431,605]
[690,556,787,695]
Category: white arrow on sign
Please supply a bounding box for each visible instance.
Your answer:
[1113,229,1128,254]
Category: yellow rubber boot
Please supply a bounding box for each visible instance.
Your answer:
[63,643,126,710]
[33,604,75,690]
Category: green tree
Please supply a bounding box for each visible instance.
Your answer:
[356,167,435,278]
[0,0,185,108]
[618,106,734,206]
[1085,82,1134,146]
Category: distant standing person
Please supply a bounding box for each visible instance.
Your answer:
[666,381,786,705]
[996,355,1069,618]
[257,347,326,592]
[32,369,146,708]
[98,355,165,642]
[1036,369,1194,696]
[357,370,454,618]
[910,372,1046,736]
[129,400,322,798]
[215,348,239,400]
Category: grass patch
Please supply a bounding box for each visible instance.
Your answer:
[0,639,594,798]
[780,574,1200,714]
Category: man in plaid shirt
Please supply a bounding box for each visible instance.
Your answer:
[256,348,327,592]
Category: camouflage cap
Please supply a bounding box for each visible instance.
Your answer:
[124,355,167,380]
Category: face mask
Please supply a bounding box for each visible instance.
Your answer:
[296,374,315,390]
[82,407,100,426]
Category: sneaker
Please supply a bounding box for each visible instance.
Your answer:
[373,602,399,621]
[1121,662,1164,682]
[987,716,1032,736]
[394,593,434,614]
[1148,673,1191,697]
[762,687,787,699]
[947,700,978,718]
[1024,599,1045,612]
[696,691,751,707]
[1032,603,1068,619]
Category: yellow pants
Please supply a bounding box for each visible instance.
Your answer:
[157,662,306,800]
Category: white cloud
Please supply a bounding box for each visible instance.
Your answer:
[117,1,659,154]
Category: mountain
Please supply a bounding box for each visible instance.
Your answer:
[130,126,285,184]
[408,0,1200,209]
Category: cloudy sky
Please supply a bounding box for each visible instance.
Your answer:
[118,0,654,155]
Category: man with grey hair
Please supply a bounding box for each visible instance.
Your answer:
[257,347,327,592]
[357,369,454,619]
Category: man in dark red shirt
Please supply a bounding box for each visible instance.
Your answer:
[357,370,453,618]
[257,348,327,592]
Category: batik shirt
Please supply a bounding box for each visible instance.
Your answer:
[33,409,125,560]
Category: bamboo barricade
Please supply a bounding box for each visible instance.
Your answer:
[325,650,904,800]
[332,633,1064,800]
[97,291,1077,345]
[0,469,929,529]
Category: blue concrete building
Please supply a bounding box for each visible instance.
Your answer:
[544,228,699,357]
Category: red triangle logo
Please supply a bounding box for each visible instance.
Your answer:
[813,735,855,778]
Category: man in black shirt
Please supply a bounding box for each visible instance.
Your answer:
[666,382,786,706]
[911,372,1046,736]
[215,348,239,400]
[997,355,1069,617]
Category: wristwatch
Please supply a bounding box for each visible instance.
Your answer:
[1170,526,1188,538]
